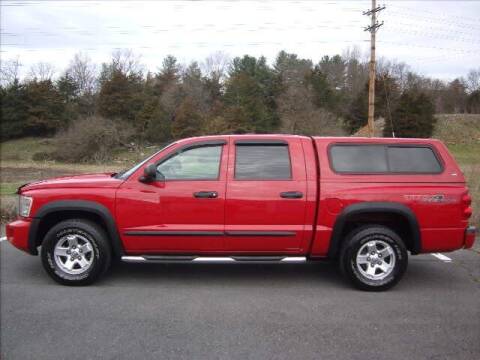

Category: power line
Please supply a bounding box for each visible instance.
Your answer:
[388,3,480,25]
[387,9,480,30]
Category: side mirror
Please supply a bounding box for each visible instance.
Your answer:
[140,164,158,183]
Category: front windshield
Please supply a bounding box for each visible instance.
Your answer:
[116,141,177,180]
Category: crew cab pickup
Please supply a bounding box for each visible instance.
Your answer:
[6,135,476,290]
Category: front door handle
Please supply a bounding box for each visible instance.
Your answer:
[280,191,304,199]
[194,191,218,199]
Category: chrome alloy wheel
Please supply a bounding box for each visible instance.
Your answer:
[54,234,94,275]
[356,240,396,280]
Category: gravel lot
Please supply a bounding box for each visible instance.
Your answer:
[1,239,479,360]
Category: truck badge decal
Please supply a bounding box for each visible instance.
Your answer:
[404,194,451,203]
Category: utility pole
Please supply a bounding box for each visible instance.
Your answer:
[363,0,385,137]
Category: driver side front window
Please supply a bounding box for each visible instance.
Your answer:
[156,145,222,180]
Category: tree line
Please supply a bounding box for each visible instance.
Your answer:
[1,49,479,144]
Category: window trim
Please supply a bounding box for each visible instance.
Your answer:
[233,142,293,181]
[328,142,444,175]
[154,140,226,181]
[235,139,288,146]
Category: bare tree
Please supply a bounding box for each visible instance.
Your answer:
[376,58,410,91]
[0,57,22,86]
[465,68,480,93]
[111,49,144,76]
[28,62,56,81]
[278,85,344,136]
[202,51,231,83]
[343,46,369,96]
[67,52,97,95]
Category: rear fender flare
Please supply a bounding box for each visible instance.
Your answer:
[328,202,421,258]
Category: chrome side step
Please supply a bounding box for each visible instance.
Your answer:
[121,256,307,263]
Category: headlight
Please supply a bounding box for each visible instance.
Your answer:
[18,195,33,217]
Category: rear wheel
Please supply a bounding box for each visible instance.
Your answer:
[339,225,408,291]
[41,219,111,286]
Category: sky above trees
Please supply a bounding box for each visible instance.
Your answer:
[2,0,479,80]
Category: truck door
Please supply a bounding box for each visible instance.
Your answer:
[116,139,228,253]
[225,137,308,253]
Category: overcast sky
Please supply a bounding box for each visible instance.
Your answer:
[1,0,479,80]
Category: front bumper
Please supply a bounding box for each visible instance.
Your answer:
[464,226,477,249]
[6,218,33,254]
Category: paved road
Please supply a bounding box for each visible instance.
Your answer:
[1,239,479,360]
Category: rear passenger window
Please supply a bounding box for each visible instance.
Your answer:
[387,146,442,173]
[235,145,292,180]
[329,144,443,174]
[330,145,388,173]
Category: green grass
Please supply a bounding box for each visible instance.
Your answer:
[447,143,480,165]
[0,137,56,163]
[0,183,22,196]
[447,144,480,226]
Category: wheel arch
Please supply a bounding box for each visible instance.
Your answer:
[29,200,124,257]
[328,202,421,259]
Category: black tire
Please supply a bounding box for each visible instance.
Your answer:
[41,219,111,286]
[339,225,408,291]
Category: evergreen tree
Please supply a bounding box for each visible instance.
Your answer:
[0,80,29,140]
[138,76,170,142]
[23,79,67,136]
[56,72,81,122]
[96,69,143,124]
[318,55,346,91]
[343,84,369,134]
[56,73,79,103]
[224,55,279,133]
[155,55,180,95]
[273,51,312,88]
[384,90,436,138]
[171,97,202,139]
[343,74,400,134]
[308,65,339,111]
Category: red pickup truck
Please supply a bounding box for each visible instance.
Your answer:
[6,135,476,290]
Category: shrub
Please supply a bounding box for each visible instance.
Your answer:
[51,116,134,163]
[32,151,54,162]
[0,197,17,223]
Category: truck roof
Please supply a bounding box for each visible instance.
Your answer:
[312,136,442,144]
[180,134,442,144]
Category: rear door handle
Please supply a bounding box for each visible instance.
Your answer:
[194,191,218,199]
[280,191,304,199]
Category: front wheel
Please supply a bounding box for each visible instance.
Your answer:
[41,219,111,286]
[339,225,408,291]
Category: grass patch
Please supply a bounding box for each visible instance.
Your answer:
[0,137,56,163]
[448,144,480,227]
[447,143,480,165]
[0,183,22,196]
[434,114,480,145]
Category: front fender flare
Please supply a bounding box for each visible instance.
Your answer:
[28,200,124,257]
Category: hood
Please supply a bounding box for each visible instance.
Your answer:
[18,173,124,193]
